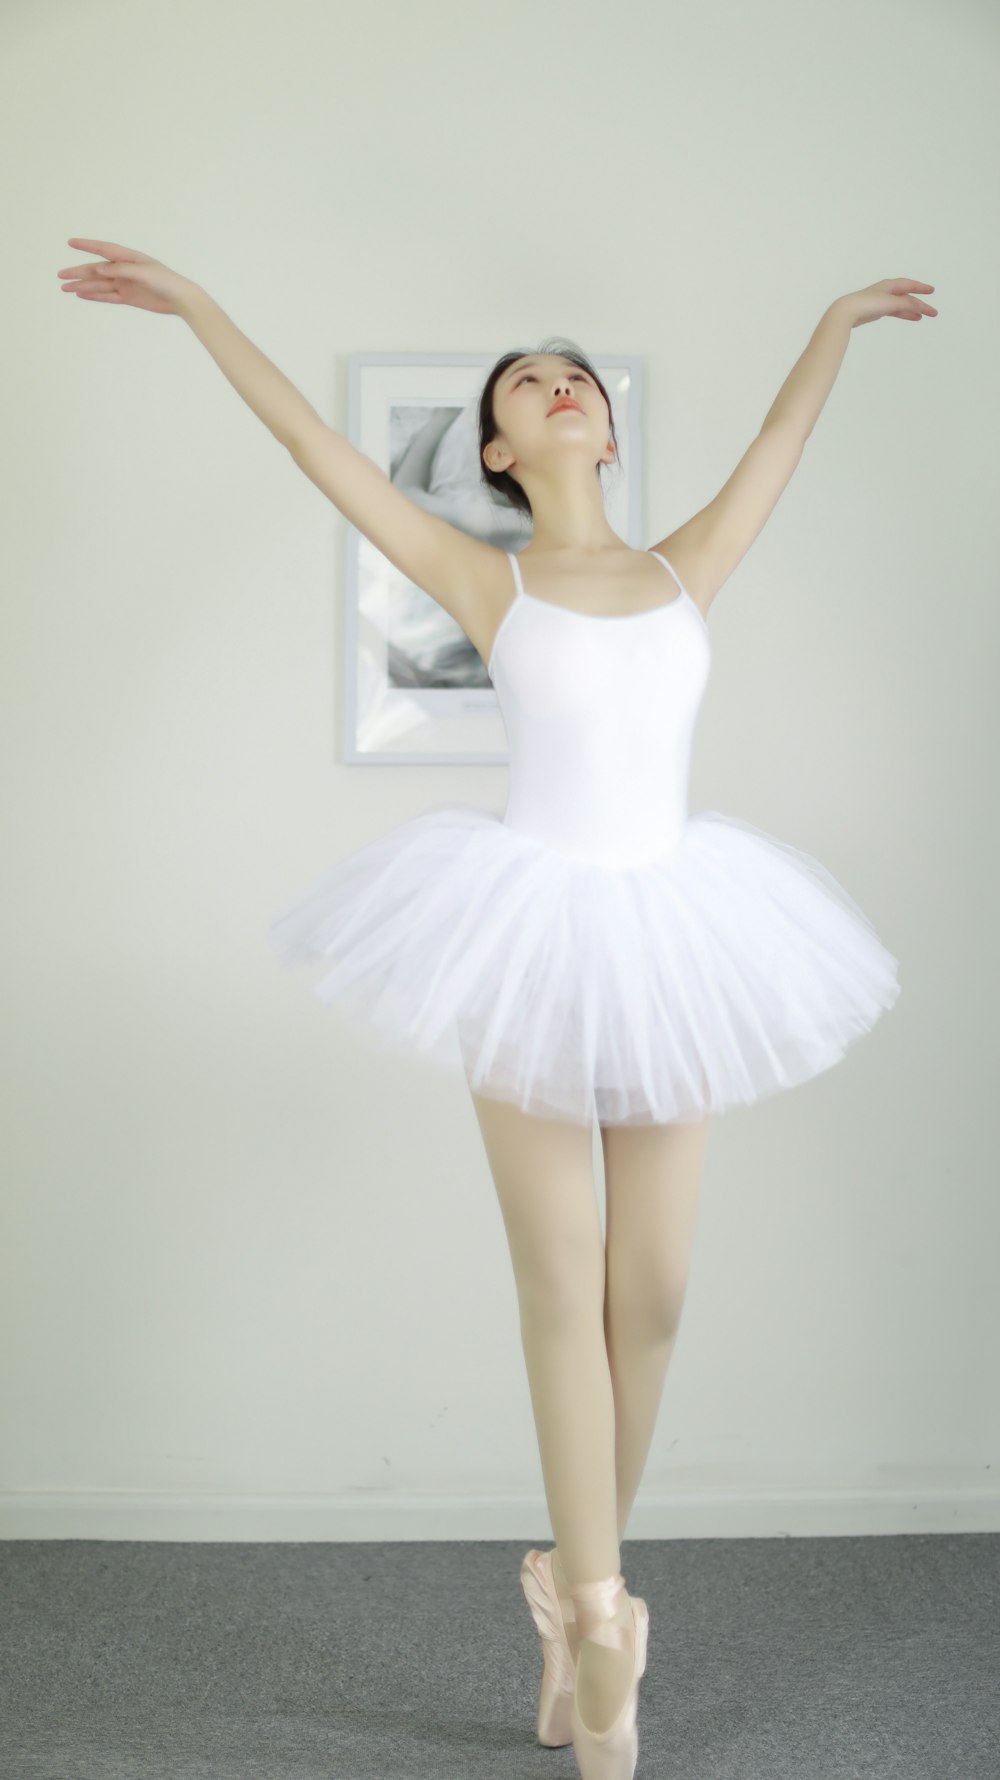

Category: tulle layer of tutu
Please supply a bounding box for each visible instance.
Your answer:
[266,803,901,1126]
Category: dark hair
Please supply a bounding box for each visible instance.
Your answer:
[478,335,621,521]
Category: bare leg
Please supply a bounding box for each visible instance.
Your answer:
[601,1115,711,1540]
[467,1084,635,1733]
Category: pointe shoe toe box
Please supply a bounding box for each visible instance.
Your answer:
[571,1596,650,1780]
[520,1549,576,1748]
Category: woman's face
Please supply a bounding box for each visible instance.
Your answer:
[488,355,613,479]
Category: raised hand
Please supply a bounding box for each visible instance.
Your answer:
[838,278,938,328]
[56,238,200,317]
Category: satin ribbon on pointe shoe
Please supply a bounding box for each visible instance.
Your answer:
[519,1548,578,1747]
[569,1572,650,1780]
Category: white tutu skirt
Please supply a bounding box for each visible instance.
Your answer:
[267,803,901,1126]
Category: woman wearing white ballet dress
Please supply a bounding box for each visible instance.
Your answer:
[58,241,934,1780]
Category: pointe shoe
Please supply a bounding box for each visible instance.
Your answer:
[569,1572,650,1780]
[519,1548,578,1747]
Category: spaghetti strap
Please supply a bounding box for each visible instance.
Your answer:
[486,553,526,678]
[647,549,685,596]
[506,550,526,602]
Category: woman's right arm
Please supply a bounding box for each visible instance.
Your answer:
[179,284,323,451]
[57,238,498,643]
[176,292,498,632]
[180,286,495,615]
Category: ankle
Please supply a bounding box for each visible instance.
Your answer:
[568,1571,631,1646]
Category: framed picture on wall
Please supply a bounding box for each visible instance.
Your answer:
[343,349,644,765]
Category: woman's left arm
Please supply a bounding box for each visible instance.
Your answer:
[762,278,938,445]
[650,279,937,609]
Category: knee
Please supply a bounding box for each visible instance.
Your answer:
[514,1235,606,1333]
[607,1261,689,1346]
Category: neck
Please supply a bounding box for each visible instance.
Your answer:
[516,471,619,554]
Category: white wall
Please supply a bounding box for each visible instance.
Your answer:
[2,0,997,1543]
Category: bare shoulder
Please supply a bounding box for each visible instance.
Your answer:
[647,517,718,624]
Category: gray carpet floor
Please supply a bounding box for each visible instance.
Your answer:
[2,1533,997,1779]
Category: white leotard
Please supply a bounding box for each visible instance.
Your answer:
[488,550,711,869]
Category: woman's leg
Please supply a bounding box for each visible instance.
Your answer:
[600,1114,711,1542]
[467,1084,635,1731]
